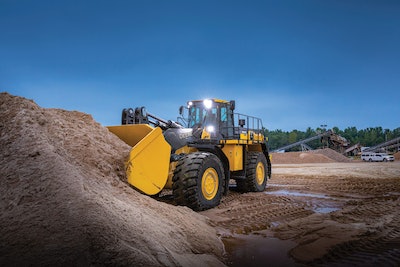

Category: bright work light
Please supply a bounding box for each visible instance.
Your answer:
[203,99,213,109]
[206,125,215,133]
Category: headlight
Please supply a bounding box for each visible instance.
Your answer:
[206,125,215,133]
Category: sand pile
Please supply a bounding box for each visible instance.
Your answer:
[271,151,334,164]
[310,148,352,162]
[394,151,400,160]
[0,93,225,266]
[271,148,351,164]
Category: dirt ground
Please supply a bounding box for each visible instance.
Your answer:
[200,162,400,266]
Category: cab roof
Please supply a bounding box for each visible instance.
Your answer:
[189,99,230,104]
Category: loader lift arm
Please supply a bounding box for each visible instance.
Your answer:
[122,107,182,130]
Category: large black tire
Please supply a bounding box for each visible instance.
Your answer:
[172,152,224,211]
[237,152,268,192]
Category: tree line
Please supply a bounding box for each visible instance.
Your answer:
[265,126,400,151]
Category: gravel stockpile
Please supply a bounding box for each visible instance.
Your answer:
[271,148,352,164]
[310,148,352,162]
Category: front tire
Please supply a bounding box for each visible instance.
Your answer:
[172,152,224,211]
[237,152,268,192]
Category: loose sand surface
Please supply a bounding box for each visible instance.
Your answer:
[2,92,399,266]
[201,162,400,266]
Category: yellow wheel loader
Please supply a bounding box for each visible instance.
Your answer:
[107,99,271,211]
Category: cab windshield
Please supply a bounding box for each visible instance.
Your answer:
[188,105,218,128]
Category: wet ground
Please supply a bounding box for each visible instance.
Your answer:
[223,232,298,267]
[200,162,400,266]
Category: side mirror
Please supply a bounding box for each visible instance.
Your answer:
[179,106,184,115]
[229,100,235,110]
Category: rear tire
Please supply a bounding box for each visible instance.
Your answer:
[172,152,224,211]
[237,152,268,192]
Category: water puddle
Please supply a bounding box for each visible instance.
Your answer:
[223,233,300,267]
[313,207,340,213]
[265,190,343,214]
[265,190,330,199]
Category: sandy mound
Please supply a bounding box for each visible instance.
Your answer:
[310,148,352,162]
[271,148,351,164]
[0,93,225,266]
[394,151,400,160]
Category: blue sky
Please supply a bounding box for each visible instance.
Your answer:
[1,0,399,131]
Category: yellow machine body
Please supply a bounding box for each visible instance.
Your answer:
[107,124,171,195]
[108,122,267,195]
[221,144,243,171]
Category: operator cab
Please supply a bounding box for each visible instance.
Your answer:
[185,99,235,139]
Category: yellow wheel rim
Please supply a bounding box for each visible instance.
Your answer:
[201,167,218,201]
[256,162,265,185]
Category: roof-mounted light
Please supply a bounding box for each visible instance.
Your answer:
[203,99,213,109]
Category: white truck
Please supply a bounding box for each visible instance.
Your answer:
[361,152,395,162]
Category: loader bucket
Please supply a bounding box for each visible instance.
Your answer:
[107,124,171,195]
